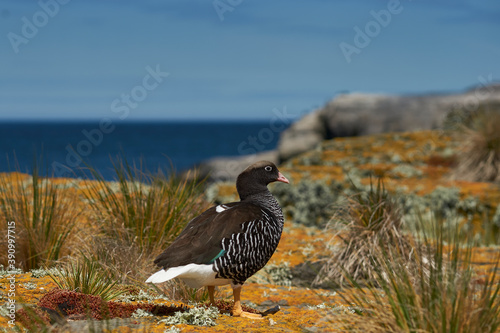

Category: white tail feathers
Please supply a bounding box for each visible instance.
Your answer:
[145,268,177,284]
[145,263,228,288]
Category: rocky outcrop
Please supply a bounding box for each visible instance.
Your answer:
[193,84,500,181]
[191,150,279,182]
[277,84,500,162]
[276,111,327,162]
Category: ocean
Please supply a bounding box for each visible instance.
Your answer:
[0,120,288,180]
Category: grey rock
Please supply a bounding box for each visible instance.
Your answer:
[276,84,500,161]
[276,111,326,161]
[189,84,500,181]
[189,150,279,182]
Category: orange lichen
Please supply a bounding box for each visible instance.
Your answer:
[2,129,500,332]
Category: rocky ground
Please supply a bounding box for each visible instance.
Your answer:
[1,129,500,332]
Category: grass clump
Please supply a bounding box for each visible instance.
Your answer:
[48,252,124,301]
[451,106,500,182]
[315,178,415,287]
[0,162,80,270]
[334,212,500,333]
[154,279,218,304]
[83,158,209,283]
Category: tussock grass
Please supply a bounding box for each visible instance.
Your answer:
[451,106,500,182]
[0,162,81,270]
[82,158,209,283]
[315,178,415,287]
[48,252,124,301]
[333,212,500,333]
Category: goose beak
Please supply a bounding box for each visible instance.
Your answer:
[277,172,290,184]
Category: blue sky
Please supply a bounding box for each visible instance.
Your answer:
[1,0,499,121]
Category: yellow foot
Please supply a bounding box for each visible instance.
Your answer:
[232,310,263,319]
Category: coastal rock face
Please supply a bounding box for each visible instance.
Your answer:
[277,84,500,161]
[277,111,327,162]
[192,150,279,182]
[193,84,500,181]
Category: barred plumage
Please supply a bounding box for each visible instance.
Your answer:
[146,161,289,319]
[214,200,284,284]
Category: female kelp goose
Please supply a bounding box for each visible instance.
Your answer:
[146,161,289,319]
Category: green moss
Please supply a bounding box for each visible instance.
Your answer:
[164,326,182,333]
[131,308,154,318]
[118,289,165,303]
[251,262,293,287]
[389,165,423,179]
[493,204,500,228]
[158,306,219,327]
[427,186,461,218]
[29,267,61,278]
[22,282,37,290]
[273,179,344,227]
[0,265,22,276]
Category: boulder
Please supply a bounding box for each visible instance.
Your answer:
[276,111,326,161]
[277,84,500,161]
[189,150,279,182]
[190,84,500,182]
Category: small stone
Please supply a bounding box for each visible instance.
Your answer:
[260,300,274,307]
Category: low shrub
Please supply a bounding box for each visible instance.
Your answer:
[450,105,500,182]
[48,253,124,301]
[273,178,344,227]
[334,212,500,333]
[315,178,415,287]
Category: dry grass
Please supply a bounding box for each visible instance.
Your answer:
[315,178,415,287]
[451,108,500,182]
[48,252,125,301]
[317,173,500,332]
[152,279,224,304]
[336,214,500,333]
[0,166,81,270]
[81,158,210,284]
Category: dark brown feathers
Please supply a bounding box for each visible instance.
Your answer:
[153,202,264,269]
[236,161,284,200]
[152,160,289,278]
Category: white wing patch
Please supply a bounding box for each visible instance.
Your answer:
[215,204,231,213]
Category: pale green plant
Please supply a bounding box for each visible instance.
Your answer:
[48,253,125,301]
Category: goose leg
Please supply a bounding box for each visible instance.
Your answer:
[231,285,263,319]
[207,285,216,306]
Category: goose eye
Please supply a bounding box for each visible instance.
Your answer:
[264,166,272,172]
